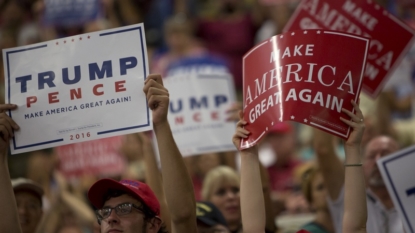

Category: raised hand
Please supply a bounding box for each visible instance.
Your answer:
[232,111,250,148]
[143,74,170,126]
[232,110,258,155]
[340,100,365,147]
[340,100,367,233]
[0,104,20,153]
[0,106,22,233]
[226,101,242,122]
[235,110,265,233]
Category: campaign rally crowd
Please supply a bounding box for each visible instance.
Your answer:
[1,0,415,233]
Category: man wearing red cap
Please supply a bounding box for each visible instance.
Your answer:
[0,74,197,233]
[87,74,197,233]
[88,178,165,233]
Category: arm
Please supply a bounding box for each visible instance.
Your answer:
[340,101,367,233]
[101,0,122,28]
[53,171,95,225]
[35,206,61,233]
[233,113,265,233]
[375,92,397,137]
[60,188,95,224]
[141,133,172,233]
[313,128,344,200]
[250,0,267,27]
[0,104,22,233]
[143,74,197,233]
[260,164,277,232]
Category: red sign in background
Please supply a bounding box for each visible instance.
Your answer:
[57,136,126,179]
[283,0,415,98]
[241,30,369,149]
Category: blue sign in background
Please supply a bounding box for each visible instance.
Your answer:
[43,0,101,27]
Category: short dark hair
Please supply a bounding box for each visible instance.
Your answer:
[100,189,169,233]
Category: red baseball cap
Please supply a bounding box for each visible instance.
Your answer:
[88,178,160,216]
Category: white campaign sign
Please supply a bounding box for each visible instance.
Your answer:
[164,73,236,156]
[377,145,415,233]
[3,23,152,154]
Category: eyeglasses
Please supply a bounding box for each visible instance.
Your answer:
[95,203,144,221]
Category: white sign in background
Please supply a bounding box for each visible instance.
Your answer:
[377,145,415,233]
[3,23,152,154]
[164,74,236,156]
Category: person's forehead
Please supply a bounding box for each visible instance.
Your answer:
[215,179,239,189]
[365,137,398,154]
[103,193,142,207]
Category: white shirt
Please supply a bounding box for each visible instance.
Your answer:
[327,187,403,233]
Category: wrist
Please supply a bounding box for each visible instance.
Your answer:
[241,148,259,158]
[344,143,361,150]
[344,153,362,164]
[0,150,8,165]
[153,119,169,129]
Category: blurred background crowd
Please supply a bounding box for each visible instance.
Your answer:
[2,0,415,233]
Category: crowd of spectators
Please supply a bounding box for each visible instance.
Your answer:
[1,0,415,233]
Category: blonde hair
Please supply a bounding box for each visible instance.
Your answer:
[202,166,240,200]
[301,164,321,204]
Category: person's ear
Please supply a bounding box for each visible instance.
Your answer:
[146,217,162,233]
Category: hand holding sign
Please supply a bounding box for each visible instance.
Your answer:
[284,0,415,97]
[232,111,255,151]
[4,23,151,154]
[0,105,19,149]
[241,29,369,149]
[144,74,169,126]
[340,100,365,147]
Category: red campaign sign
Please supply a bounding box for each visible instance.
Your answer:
[283,0,415,98]
[56,136,126,179]
[241,29,369,149]
[408,20,415,30]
